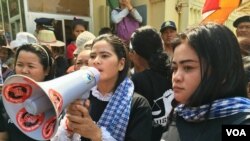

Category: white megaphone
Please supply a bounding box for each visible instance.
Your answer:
[1,67,100,140]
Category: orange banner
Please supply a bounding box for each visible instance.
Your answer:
[201,0,242,24]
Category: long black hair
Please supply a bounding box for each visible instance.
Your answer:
[171,23,247,107]
[130,26,171,76]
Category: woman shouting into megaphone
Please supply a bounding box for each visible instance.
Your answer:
[51,34,152,141]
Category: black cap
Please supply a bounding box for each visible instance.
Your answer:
[34,18,55,26]
[160,21,176,32]
[34,18,55,31]
[233,15,250,28]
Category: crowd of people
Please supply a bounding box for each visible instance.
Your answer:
[0,0,250,140]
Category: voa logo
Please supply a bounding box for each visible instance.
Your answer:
[226,129,246,136]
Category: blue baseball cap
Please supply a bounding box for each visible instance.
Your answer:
[160,21,177,32]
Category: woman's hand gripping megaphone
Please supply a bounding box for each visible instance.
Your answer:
[65,99,102,140]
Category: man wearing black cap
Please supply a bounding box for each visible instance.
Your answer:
[233,15,250,38]
[34,17,55,36]
[160,20,177,57]
[234,16,250,98]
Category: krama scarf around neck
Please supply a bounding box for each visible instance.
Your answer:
[175,97,250,122]
[97,77,134,141]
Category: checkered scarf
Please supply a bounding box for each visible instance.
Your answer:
[175,97,250,122]
[97,77,134,141]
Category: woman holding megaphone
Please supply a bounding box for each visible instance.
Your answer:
[52,34,152,141]
[0,43,55,141]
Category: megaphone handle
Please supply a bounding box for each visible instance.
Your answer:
[81,91,90,100]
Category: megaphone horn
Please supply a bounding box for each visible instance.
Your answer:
[2,67,100,140]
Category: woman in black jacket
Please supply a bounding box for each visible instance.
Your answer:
[162,23,250,141]
[52,34,152,141]
[130,26,174,141]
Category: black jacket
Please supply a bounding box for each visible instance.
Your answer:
[162,112,250,141]
[81,92,152,141]
[132,69,173,141]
